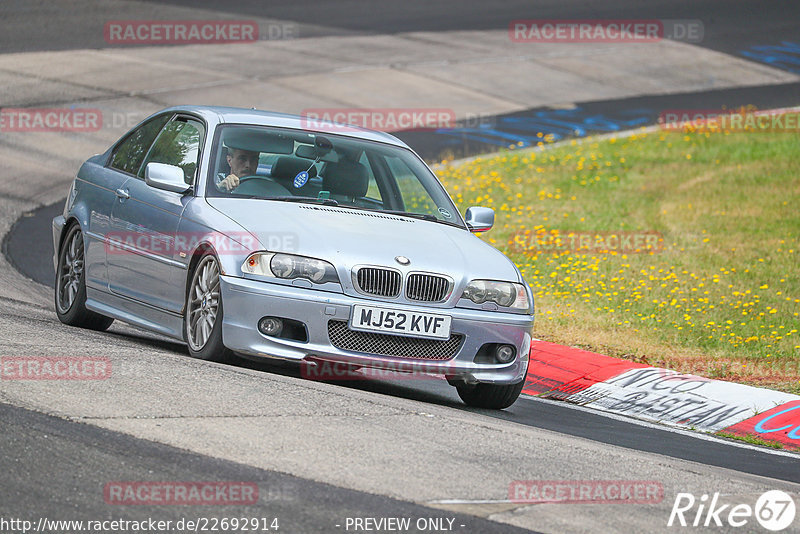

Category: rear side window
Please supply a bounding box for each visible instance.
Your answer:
[109,114,171,175]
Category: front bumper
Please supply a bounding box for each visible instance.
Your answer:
[220,275,534,385]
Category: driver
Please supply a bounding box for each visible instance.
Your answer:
[217,146,259,192]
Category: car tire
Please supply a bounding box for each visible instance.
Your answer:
[185,252,234,363]
[54,224,114,331]
[456,380,525,410]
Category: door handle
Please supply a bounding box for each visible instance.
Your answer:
[115,188,130,200]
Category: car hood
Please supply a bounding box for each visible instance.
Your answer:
[205,198,522,284]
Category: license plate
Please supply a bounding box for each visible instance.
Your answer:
[349,305,452,340]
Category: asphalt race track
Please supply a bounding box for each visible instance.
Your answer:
[0,402,534,534]
[6,201,800,487]
[2,2,800,533]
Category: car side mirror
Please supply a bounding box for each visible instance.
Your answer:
[465,206,494,233]
[144,162,191,194]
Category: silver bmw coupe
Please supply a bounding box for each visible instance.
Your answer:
[53,106,534,408]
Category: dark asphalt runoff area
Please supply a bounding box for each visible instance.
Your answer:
[2,0,798,55]
[399,81,800,160]
[2,0,798,162]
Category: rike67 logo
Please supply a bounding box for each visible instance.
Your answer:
[668,490,796,531]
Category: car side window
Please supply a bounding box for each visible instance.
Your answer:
[359,151,383,203]
[382,155,439,216]
[109,114,171,175]
[139,117,205,184]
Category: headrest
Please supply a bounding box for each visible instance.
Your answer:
[270,156,318,181]
[323,161,369,198]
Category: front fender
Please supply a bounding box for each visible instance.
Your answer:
[52,215,67,272]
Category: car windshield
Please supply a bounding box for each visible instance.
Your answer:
[206,124,464,227]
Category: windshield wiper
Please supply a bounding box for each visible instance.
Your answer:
[379,210,463,227]
[242,198,461,226]
[258,196,378,213]
[380,210,437,221]
[263,196,339,206]
[263,197,384,213]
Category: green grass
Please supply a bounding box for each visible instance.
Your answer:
[437,123,800,391]
[716,431,786,450]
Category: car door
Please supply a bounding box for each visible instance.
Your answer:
[87,113,170,290]
[107,115,205,313]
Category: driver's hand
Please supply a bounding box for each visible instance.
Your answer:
[219,173,240,191]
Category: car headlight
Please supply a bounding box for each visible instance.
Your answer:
[461,280,529,310]
[242,252,339,284]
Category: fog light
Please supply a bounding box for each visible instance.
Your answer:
[495,344,516,364]
[258,317,283,336]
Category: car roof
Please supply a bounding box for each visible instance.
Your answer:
[159,105,411,149]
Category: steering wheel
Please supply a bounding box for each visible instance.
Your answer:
[237,175,274,184]
[232,175,291,197]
